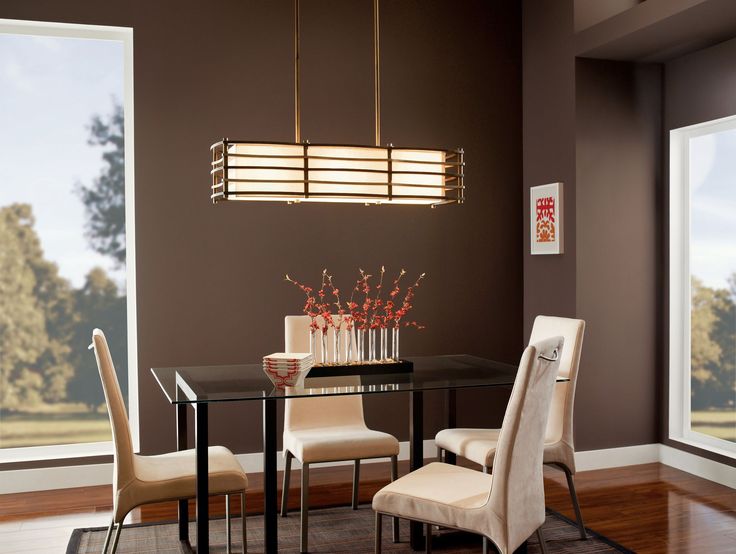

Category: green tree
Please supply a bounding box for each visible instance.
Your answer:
[0,204,76,409]
[77,102,126,266]
[67,268,128,410]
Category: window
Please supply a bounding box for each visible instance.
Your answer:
[670,115,736,458]
[0,19,136,462]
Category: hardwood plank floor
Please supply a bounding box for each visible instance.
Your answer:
[0,461,734,553]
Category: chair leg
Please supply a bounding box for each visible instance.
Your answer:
[375,512,383,553]
[101,519,114,554]
[536,526,548,554]
[226,494,232,554]
[436,446,443,462]
[425,523,432,553]
[109,522,123,554]
[483,465,489,474]
[352,459,361,510]
[390,455,399,543]
[281,451,293,517]
[300,462,309,553]
[241,492,247,553]
[483,536,489,554]
[561,465,587,540]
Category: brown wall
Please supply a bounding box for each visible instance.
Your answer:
[0,0,523,461]
[663,36,736,466]
[575,58,662,449]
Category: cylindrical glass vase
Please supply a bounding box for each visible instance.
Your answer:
[357,329,365,362]
[310,329,317,359]
[320,329,328,365]
[369,329,376,362]
[332,327,341,364]
[391,327,400,361]
[380,328,388,361]
[346,328,353,363]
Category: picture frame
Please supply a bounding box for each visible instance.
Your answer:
[530,182,563,255]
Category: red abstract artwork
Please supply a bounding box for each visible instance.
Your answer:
[536,196,556,243]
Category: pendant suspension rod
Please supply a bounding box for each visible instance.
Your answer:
[374,0,381,147]
[294,0,301,143]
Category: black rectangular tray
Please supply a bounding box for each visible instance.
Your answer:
[307,359,413,377]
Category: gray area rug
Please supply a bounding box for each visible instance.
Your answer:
[67,506,633,553]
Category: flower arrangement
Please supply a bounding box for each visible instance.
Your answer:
[286,267,425,364]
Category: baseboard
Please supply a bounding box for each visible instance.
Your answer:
[574,444,661,471]
[2,440,734,494]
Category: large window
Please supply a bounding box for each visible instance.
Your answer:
[0,20,136,461]
[670,116,736,457]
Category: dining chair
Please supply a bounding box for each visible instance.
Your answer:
[373,336,564,554]
[435,315,587,540]
[283,315,401,553]
[91,329,249,554]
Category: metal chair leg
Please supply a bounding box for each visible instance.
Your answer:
[375,512,383,553]
[281,451,293,517]
[109,522,123,554]
[483,536,489,554]
[390,455,399,543]
[483,465,489,474]
[101,519,114,554]
[226,494,232,554]
[352,459,361,509]
[300,462,309,553]
[536,526,548,554]
[241,492,247,553]
[436,446,443,462]
[562,465,587,540]
[425,523,432,553]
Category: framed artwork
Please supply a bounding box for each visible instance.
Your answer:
[530,182,563,255]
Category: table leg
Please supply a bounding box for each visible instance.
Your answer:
[444,389,457,465]
[263,398,278,553]
[409,390,424,550]
[177,404,190,543]
[195,403,209,553]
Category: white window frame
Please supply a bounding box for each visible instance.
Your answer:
[0,19,138,463]
[669,114,736,459]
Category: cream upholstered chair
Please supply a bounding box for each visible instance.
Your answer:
[435,316,587,540]
[91,329,248,554]
[283,315,400,553]
[373,336,564,554]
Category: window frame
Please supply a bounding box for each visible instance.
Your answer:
[0,18,138,463]
[669,114,736,459]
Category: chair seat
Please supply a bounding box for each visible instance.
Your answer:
[435,428,501,467]
[284,425,399,463]
[128,446,248,504]
[372,462,493,528]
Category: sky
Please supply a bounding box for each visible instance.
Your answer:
[690,128,736,291]
[0,33,125,288]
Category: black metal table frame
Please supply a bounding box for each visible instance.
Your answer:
[173,386,461,553]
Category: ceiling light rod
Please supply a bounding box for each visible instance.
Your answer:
[210,0,464,206]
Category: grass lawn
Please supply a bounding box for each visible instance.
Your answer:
[0,413,111,448]
[691,409,736,442]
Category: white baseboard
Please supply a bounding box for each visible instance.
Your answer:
[574,444,660,471]
[1,440,733,494]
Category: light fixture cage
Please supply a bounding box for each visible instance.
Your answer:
[210,140,464,206]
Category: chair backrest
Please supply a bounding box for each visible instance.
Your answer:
[284,316,365,432]
[488,336,563,552]
[528,316,585,445]
[92,329,135,489]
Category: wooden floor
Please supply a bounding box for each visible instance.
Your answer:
[0,461,734,553]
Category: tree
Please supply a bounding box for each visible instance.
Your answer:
[77,102,126,266]
[67,268,128,410]
[0,204,76,409]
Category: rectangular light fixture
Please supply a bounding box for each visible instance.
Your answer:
[210,140,464,205]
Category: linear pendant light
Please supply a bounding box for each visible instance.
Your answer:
[210,0,464,206]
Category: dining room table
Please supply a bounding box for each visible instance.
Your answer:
[151,354,555,553]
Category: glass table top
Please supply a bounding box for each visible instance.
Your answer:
[151,354,565,404]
